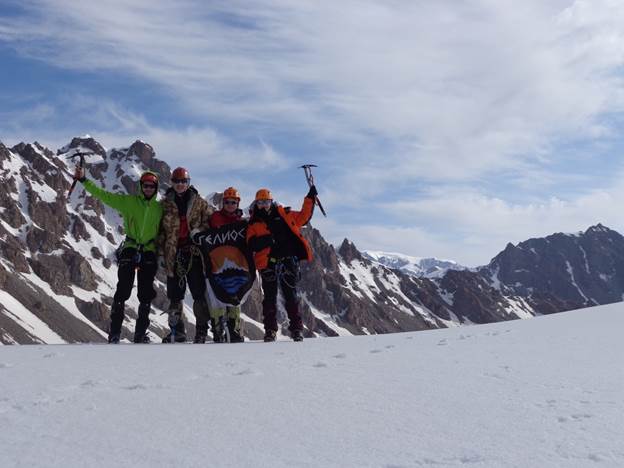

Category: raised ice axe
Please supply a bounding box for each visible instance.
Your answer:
[299,164,327,217]
[66,151,95,198]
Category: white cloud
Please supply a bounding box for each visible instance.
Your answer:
[3,0,624,183]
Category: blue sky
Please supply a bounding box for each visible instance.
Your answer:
[3,0,624,265]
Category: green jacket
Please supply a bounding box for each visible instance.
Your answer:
[83,179,163,252]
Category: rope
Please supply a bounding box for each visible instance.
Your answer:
[175,244,205,288]
[265,256,300,289]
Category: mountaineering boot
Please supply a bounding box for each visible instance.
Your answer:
[134,333,151,344]
[228,318,244,343]
[162,302,186,343]
[133,302,151,343]
[285,301,304,335]
[263,329,277,342]
[291,329,304,342]
[193,325,208,344]
[211,318,225,343]
[108,300,125,342]
[193,300,210,344]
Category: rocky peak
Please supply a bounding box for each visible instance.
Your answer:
[303,226,339,271]
[0,141,11,163]
[57,136,106,158]
[127,140,155,164]
[338,238,363,264]
[583,223,622,242]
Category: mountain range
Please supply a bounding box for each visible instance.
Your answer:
[1,135,623,344]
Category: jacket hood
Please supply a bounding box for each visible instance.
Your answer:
[138,171,160,200]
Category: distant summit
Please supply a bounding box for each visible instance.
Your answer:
[362,250,466,278]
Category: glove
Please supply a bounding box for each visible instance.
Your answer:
[74,166,86,182]
[306,184,318,199]
[190,228,203,245]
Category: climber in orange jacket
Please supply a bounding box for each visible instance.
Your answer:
[246,185,316,342]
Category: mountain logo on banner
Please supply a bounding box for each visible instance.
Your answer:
[195,221,256,305]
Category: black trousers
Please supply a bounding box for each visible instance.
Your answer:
[166,250,207,302]
[260,258,302,332]
[110,248,157,336]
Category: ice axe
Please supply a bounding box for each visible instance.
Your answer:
[66,151,95,197]
[300,164,327,217]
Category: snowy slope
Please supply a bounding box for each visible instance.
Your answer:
[1,303,622,467]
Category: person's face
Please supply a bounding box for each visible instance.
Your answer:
[172,177,189,194]
[141,182,157,197]
[256,199,272,212]
[223,198,239,213]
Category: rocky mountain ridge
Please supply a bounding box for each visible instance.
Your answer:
[1,136,623,344]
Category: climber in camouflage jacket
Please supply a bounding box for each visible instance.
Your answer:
[159,187,213,276]
[157,167,214,343]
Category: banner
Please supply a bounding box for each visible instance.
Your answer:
[194,221,256,306]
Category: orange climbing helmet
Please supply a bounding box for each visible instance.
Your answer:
[223,187,241,201]
[255,188,272,201]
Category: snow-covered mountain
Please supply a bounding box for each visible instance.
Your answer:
[1,302,622,467]
[2,135,624,344]
[362,250,466,278]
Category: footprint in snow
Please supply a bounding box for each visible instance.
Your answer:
[122,384,148,391]
[0,363,12,369]
[385,345,395,349]
[233,368,258,376]
[80,380,98,388]
[43,353,58,359]
[332,353,347,359]
[437,339,448,346]
[313,362,328,368]
[558,414,593,423]
[369,349,383,354]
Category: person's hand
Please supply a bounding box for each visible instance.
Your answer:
[74,166,86,182]
[190,228,203,245]
[306,184,318,199]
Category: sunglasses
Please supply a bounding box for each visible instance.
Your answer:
[142,183,156,189]
[172,178,189,184]
[223,200,239,206]
[256,199,272,207]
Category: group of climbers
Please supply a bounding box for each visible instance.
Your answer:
[73,164,317,344]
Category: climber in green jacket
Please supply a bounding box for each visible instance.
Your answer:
[75,166,164,344]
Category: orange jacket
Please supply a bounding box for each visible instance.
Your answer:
[247,197,314,270]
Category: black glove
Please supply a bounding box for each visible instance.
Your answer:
[74,166,86,182]
[306,185,318,199]
[190,229,204,245]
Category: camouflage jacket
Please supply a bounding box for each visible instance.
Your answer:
[158,186,213,276]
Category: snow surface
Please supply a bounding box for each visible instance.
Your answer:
[1,303,623,467]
